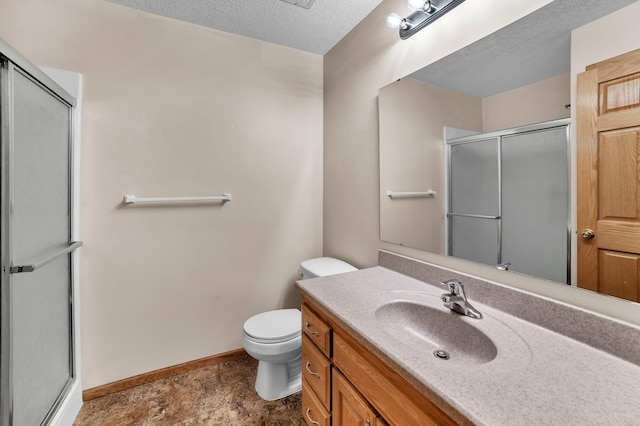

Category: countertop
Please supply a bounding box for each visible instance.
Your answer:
[296,266,640,425]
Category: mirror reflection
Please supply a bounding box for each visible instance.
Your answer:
[446,120,570,283]
[379,0,640,297]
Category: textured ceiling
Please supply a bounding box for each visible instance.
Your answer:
[410,0,640,97]
[106,0,384,54]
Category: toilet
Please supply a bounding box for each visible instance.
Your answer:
[242,257,357,400]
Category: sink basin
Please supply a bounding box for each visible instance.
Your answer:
[375,296,498,365]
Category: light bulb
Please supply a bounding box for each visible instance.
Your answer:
[408,0,426,10]
[386,13,404,29]
[408,0,434,12]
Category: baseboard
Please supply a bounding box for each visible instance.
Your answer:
[82,348,248,401]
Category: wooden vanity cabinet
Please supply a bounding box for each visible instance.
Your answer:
[301,298,458,426]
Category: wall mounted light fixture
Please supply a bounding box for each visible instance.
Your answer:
[386,0,466,39]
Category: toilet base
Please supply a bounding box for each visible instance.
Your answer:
[254,352,302,401]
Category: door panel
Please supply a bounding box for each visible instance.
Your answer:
[597,221,640,253]
[450,216,499,265]
[598,129,639,219]
[449,138,499,216]
[599,73,640,114]
[598,250,640,301]
[10,67,73,425]
[501,128,569,283]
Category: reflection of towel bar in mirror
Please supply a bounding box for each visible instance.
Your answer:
[386,190,436,198]
[123,193,232,204]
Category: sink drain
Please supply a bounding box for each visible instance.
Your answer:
[433,349,450,360]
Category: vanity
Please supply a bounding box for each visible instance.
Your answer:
[296,251,640,425]
[300,296,457,425]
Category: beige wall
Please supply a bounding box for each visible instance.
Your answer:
[482,73,570,131]
[0,0,323,388]
[378,78,482,252]
[324,0,640,327]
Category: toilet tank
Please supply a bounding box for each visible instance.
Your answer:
[300,257,357,279]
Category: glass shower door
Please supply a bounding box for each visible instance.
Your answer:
[448,138,501,265]
[7,65,75,425]
[447,121,570,282]
[501,127,570,283]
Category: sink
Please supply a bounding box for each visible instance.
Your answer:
[374,295,498,366]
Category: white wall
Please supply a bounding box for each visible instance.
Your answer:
[0,0,323,388]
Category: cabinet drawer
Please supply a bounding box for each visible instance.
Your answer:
[301,304,331,356]
[302,378,331,426]
[302,335,331,409]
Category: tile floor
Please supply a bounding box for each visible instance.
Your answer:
[74,356,304,425]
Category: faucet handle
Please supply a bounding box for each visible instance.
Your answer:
[441,278,462,293]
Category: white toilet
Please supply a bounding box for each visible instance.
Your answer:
[242,257,357,400]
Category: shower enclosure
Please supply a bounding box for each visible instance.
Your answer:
[446,119,570,283]
[0,40,81,425]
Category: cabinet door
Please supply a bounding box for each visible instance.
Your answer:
[333,369,378,426]
[333,333,457,425]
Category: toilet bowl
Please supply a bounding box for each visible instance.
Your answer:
[242,257,357,400]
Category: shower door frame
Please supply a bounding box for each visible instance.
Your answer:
[0,38,81,426]
[445,118,572,283]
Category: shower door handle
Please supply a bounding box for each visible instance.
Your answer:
[10,241,83,273]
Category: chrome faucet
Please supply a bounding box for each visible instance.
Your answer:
[440,279,483,319]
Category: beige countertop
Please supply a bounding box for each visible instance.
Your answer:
[297,265,640,425]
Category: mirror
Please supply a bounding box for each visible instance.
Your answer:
[379,0,640,289]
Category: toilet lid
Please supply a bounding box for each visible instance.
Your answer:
[243,309,301,343]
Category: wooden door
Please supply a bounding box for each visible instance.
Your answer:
[577,48,640,302]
